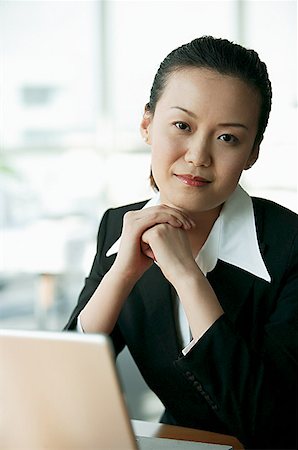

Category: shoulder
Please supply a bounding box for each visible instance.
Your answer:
[252,197,298,235]
[252,197,298,274]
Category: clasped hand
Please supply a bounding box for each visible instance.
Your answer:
[113,205,198,285]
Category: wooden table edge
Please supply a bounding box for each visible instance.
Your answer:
[132,419,244,450]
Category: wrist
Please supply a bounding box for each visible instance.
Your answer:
[109,260,142,289]
[172,267,224,340]
[164,262,203,292]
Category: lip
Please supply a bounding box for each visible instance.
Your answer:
[175,174,211,187]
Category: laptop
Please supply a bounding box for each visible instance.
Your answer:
[0,329,232,449]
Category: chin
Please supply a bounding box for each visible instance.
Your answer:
[161,191,223,216]
[163,197,204,213]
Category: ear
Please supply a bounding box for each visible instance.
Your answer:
[140,106,152,145]
[244,144,260,170]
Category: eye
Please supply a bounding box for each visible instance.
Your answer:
[218,133,238,144]
[174,121,191,132]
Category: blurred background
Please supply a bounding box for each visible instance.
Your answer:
[0,0,297,422]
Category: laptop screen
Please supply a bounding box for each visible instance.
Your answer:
[0,330,137,449]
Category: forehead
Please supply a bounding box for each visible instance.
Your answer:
[157,67,261,126]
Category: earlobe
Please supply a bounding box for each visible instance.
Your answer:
[140,108,152,145]
[140,121,151,144]
[244,145,260,170]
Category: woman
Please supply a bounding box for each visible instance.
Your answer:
[65,37,297,449]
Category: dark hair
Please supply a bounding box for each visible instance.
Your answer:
[147,36,272,190]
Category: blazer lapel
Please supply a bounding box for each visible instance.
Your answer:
[137,263,181,359]
[208,199,270,324]
[131,198,269,358]
[136,260,261,356]
[207,260,260,324]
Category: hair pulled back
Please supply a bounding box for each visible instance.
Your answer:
[147,36,272,147]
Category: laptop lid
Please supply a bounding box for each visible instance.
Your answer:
[0,329,138,450]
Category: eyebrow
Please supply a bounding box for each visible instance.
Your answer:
[218,122,248,130]
[171,106,198,119]
[170,106,249,130]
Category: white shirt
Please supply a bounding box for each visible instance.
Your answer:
[78,185,271,354]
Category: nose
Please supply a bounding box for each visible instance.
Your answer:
[184,138,211,167]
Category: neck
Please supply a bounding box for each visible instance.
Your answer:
[186,206,222,257]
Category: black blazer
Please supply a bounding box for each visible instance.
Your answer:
[65,197,298,450]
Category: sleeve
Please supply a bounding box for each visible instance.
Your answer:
[63,209,126,356]
[174,236,298,449]
[76,315,84,332]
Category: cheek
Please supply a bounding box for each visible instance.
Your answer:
[213,156,247,191]
[151,149,167,180]
[151,139,180,172]
[216,151,249,175]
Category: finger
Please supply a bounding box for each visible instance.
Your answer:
[162,205,196,228]
[136,208,193,231]
[157,205,196,229]
[140,241,155,260]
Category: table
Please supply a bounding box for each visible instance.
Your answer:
[132,420,244,450]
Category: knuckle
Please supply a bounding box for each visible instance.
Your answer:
[123,211,138,232]
[123,210,135,222]
[152,211,160,221]
[152,223,167,236]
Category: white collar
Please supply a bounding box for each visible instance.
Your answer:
[106,185,271,283]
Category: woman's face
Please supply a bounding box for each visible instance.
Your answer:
[141,68,261,217]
